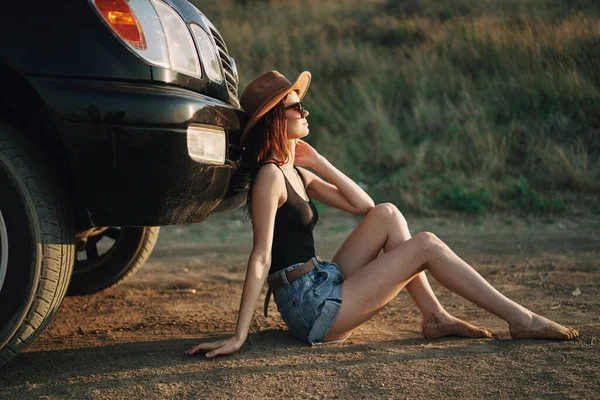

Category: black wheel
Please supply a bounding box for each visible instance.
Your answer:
[0,122,75,367]
[67,226,160,296]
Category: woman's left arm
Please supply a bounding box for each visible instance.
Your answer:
[295,140,374,215]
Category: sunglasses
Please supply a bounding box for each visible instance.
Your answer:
[284,102,306,119]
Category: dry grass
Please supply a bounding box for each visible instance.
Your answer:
[194,0,600,214]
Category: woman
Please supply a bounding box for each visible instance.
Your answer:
[186,71,578,358]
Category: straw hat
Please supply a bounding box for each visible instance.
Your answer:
[239,70,311,143]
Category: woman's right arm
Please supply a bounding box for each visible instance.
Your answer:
[185,164,283,358]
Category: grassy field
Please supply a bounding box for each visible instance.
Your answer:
[193,0,599,215]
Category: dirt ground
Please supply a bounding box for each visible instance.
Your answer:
[1,209,599,399]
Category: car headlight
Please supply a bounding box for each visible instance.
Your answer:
[91,0,201,78]
[151,0,201,78]
[190,24,224,83]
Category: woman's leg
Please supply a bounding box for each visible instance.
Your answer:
[332,203,490,338]
[324,217,578,342]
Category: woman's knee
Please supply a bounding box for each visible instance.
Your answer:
[366,203,407,226]
[413,231,445,256]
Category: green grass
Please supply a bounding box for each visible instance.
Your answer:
[193,0,600,215]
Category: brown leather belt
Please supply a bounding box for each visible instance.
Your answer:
[263,256,322,317]
[268,256,321,290]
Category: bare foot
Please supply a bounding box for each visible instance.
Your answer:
[509,314,579,340]
[421,313,492,339]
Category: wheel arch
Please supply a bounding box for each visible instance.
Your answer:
[0,62,87,231]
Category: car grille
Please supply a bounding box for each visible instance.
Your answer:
[210,27,238,98]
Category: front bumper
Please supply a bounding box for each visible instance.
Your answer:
[29,77,247,226]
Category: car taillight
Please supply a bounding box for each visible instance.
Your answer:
[94,0,147,50]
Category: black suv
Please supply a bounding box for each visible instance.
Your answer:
[0,0,247,366]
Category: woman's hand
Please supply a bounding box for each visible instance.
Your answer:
[185,335,244,358]
[294,139,322,168]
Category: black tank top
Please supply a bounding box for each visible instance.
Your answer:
[266,163,319,274]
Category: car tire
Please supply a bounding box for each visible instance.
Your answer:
[0,122,75,368]
[67,226,160,296]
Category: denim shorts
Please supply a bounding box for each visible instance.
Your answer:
[268,259,345,345]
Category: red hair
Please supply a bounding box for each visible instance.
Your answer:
[243,100,289,219]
